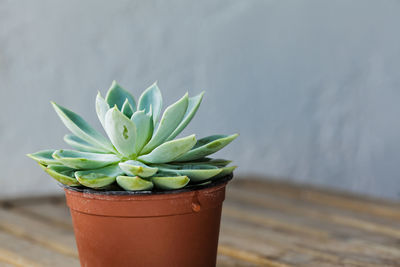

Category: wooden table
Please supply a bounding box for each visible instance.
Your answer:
[0,178,399,266]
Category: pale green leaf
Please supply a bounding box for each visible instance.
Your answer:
[212,166,237,179]
[104,107,137,158]
[48,165,75,172]
[152,176,190,190]
[175,134,238,162]
[27,150,59,165]
[137,82,162,125]
[52,149,120,169]
[131,110,153,154]
[197,181,212,186]
[119,160,158,178]
[38,163,47,171]
[64,134,108,153]
[121,99,134,118]
[44,165,80,186]
[171,158,232,167]
[116,176,154,191]
[95,92,110,129]
[166,92,204,141]
[157,164,222,182]
[141,93,189,154]
[105,80,136,110]
[75,164,123,189]
[51,102,114,152]
[138,134,196,164]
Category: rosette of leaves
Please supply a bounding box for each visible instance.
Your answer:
[27,81,238,191]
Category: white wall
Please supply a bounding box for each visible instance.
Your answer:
[1,0,400,199]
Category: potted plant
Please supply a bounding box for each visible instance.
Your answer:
[27,81,238,267]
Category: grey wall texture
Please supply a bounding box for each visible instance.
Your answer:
[1,0,399,199]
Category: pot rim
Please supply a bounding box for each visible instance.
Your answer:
[60,174,233,196]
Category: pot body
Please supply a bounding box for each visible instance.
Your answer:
[64,182,228,267]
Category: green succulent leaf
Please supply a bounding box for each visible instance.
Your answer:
[28,81,238,192]
[95,92,110,129]
[52,150,120,169]
[157,164,222,183]
[138,134,196,164]
[105,81,137,111]
[48,164,75,171]
[119,160,158,178]
[175,134,238,162]
[27,150,59,165]
[44,165,80,186]
[131,110,153,154]
[152,175,190,190]
[172,158,232,167]
[121,99,134,118]
[197,181,212,186]
[75,164,123,189]
[51,102,114,152]
[116,176,154,191]
[64,134,108,153]
[212,166,237,179]
[138,82,162,125]
[104,107,137,158]
[38,163,47,171]
[141,93,189,154]
[166,92,204,141]
[206,159,232,167]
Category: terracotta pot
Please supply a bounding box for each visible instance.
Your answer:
[63,175,232,267]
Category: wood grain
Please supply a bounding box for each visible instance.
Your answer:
[0,177,399,267]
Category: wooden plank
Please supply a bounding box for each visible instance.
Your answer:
[226,184,400,228]
[220,205,400,266]
[224,210,393,267]
[225,189,400,253]
[224,183,400,265]
[0,195,64,208]
[223,203,330,239]
[1,178,399,266]
[0,261,15,267]
[220,218,398,267]
[224,193,400,255]
[219,222,287,260]
[226,187,400,240]
[216,254,258,267]
[0,201,267,267]
[0,208,77,258]
[0,248,37,267]
[10,202,73,230]
[0,230,79,267]
[3,201,276,266]
[218,245,291,267]
[231,177,400,208]
[230,179,400,220]
[220,214,356,266]
[220,219,339,266]
[220,223,371,267]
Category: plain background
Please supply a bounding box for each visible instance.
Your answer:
[1,0,399,199]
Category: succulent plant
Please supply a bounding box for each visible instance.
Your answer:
[27,81,238,191]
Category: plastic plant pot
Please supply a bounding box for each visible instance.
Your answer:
[63,174,232,267]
